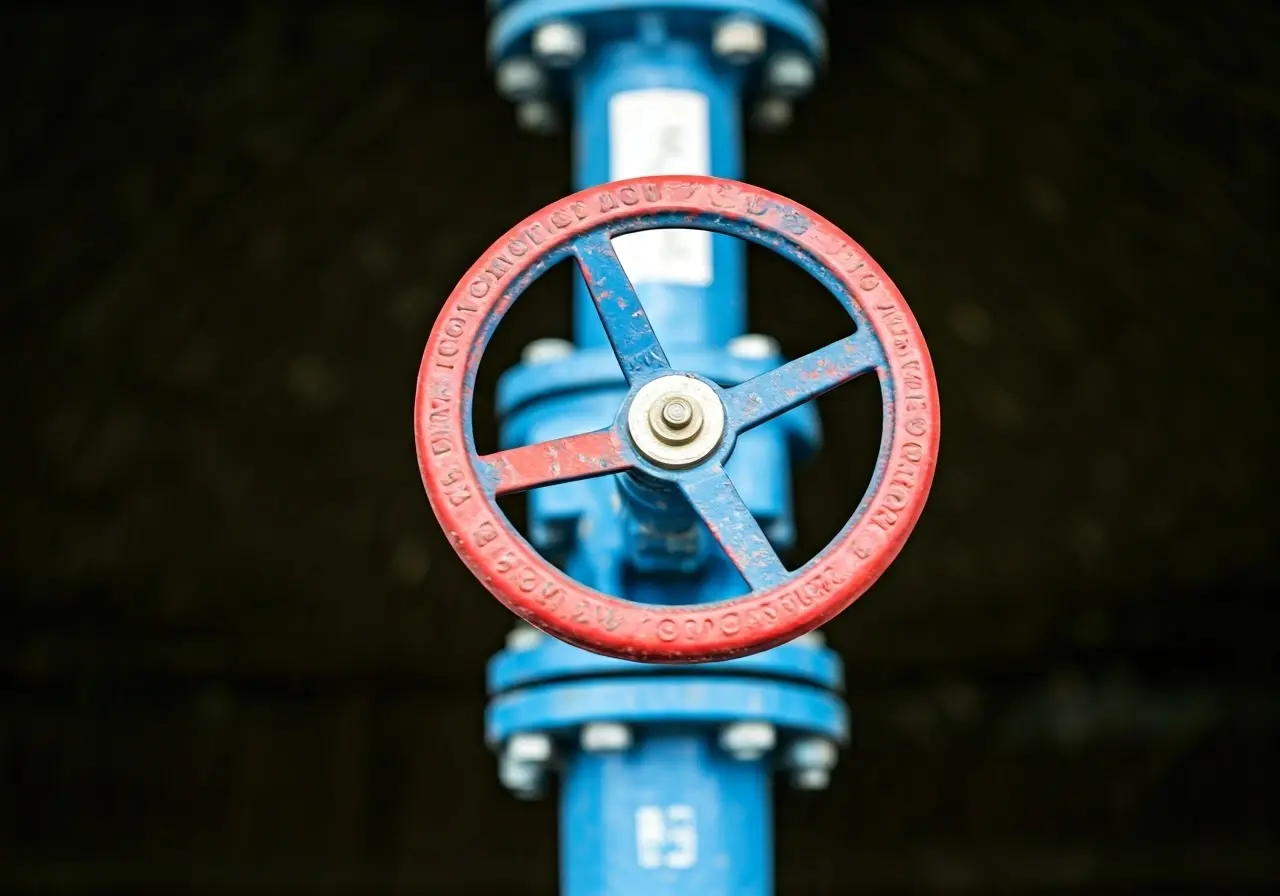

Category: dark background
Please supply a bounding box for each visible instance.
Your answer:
[3,1,1278,893]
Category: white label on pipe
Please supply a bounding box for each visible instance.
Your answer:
[635,804,698,869]
[608,89,713,287]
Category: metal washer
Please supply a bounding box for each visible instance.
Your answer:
[627,375,726,469]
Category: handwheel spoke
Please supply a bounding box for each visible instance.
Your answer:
[572,232,670,383]
[724,330,883,432]
[678,465,789,591]
[481,430,632,497]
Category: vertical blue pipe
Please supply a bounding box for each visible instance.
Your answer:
[572,16,746,351]
[569,12,754,607]
[557,14,772,896]
[560,732,772,896]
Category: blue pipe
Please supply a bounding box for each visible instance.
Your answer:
[485,4,838,895]
[562,732,771,896]
[572,20,746,350]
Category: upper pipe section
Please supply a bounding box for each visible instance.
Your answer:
[487,0,827,351]
[571,23,745,350]
[488,0,827,136]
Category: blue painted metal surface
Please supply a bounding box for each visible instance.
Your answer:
[561,733,771,896]
[572,229,674,376]
[488,676,848,745]
[499,349,820,562]
[488,630,844,694]
[572,31,745,352]
[489,0,827,68]
[481,2,836,893]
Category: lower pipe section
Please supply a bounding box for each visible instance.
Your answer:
[560,730,772,896]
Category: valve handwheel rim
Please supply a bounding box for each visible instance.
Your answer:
[414,175,940,663]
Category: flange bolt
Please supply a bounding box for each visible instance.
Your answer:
[766,52,817,98]
[712,16,766,64]
[580,722,633,753]
[720,721,777,761]
[532,21,586,68]
[785,736,839,791]
[499,732,554,800]
[496,57,546,103]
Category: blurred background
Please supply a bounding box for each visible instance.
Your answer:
[3,1,1277,893]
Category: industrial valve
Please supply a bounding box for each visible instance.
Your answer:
[414,4,941,892]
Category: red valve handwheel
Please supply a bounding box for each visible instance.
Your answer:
[415,176,940,663]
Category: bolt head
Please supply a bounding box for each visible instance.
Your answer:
[662,397,693,428]
[580,722,632,753]
[766,52,816,98]
[506,732,553,763]
[783,738,839,791]
[712,16,766,63]
[499,733,553,799]
[719,721,776,760]
[628,375,725,469]
[498,753,547,798]
[532,20,585,67]
[648,393,704,446]
[792,767,831,791]
[785,736,838,771]
[516,100,559,135]
[495,57,546,102]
